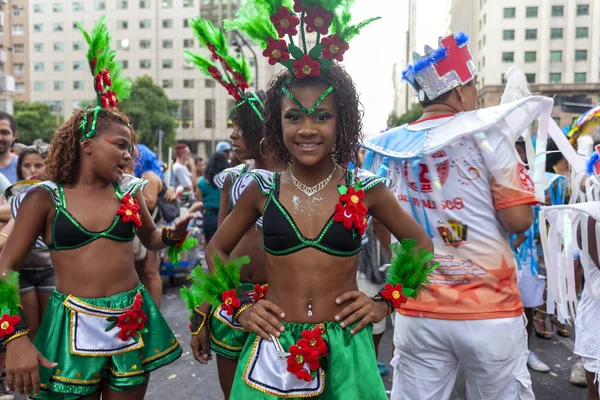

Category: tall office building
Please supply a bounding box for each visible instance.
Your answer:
[0,0,20,113]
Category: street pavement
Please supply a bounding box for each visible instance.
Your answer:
[144,283,588,400]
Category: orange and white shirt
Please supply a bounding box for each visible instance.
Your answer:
[383,115,537,320]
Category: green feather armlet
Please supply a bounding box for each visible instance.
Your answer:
[0,272,29,344]
[371,239,439,312]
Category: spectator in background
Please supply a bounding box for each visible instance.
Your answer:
[0,112,19,183]
[216,141,232,160]
[197,152,229,243]
[172,143,195,194]
[195,157,205,181]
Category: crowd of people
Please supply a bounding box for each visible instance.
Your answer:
[0,4,597,400]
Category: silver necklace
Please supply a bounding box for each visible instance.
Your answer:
[289,164,337,197]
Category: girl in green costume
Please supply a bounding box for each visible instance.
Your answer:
[204,1,434,398]
[0,18,199,399]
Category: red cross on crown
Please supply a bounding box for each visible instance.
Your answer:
[434,35,475,84]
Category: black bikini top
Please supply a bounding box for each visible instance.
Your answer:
[11,175,147,252]
[233,168,387,257]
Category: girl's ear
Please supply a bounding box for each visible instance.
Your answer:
[81,139,93,155]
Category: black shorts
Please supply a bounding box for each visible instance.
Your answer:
[19,268,56,293]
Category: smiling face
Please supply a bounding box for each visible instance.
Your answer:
[85,122,133,182]
[0,120,16,156]
[20,152,46,181]
[280,84,337,167]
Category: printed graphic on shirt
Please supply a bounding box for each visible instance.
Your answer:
[402,150,449,192]
[437,218,469,248]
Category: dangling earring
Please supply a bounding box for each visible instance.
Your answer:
[259,137,267,159]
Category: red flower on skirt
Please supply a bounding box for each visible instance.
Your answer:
[251,284,268,303]
[270,7,300,38]
[381,283,408,309]
[304,6,333,35]
[321,34,350,62]
[297,326,328,358]
[262,37,290,65]
[115,297,148,342]
[0,314,21,337]
[286,345,320,381]
[292,54,321,79]
[117,194,142,227]
[221,289,241,315]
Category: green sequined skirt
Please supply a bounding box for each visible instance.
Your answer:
[230,321,387,400]
[30,283,182,400]
[209,282,254,359]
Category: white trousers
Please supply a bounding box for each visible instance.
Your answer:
[391,313,535,400]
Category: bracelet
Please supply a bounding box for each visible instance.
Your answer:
[161,226,188,246]
[371,291,395,312]
[190,307,207,336]
[234,301,253,323]
[3,330,29,346]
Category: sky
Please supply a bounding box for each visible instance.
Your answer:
[343,0,448,135]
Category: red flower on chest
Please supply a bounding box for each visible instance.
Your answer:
[117,194,142,227]
[334,186,367,236]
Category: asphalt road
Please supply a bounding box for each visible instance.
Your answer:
[142,284,588,400]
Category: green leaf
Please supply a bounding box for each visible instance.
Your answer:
[337,185,348,195]
[132,334,140,343]
[319,59,333,72]
[106,316,117,322]
[309,43,324,59]
[279,59,294,71]
[105,321,117,332]
[288,43,305,60]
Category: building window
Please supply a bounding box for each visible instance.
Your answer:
[33,4,44,13]
[73,81,84,90]
[525,74,535,84]
[575,50,588,61]
[118,21,128,30]
[162,40,173,49]
[73,22,79,30]
[502,30,514,40]
[139,0,149,8]
[34,82,45,92]
[524,51,536,63]
[525,29,537,40]
[140,20,151,29]
[11,25,24,36]
[53,3,64,12]
[117,39,130,50]
[12,5,23,16]
[162,0,172,8]
[117,1,128,9]
[526,6,538,17]
[15,83,25,94]
[33,43,44,52]
[184,0,194,7]
[13,64,24,74]
[205,99,215,128]
[183,60,194,70]
[162,59,173,69]
[34,62,44,72]
[73,42,84,51]
[73,61,84,71]
[503,7,515,18]
[502,52,514,62]
[53,43,64,52]
[184,79,194,88]
[33,24,43,33]
[180,100,194,129]
[54,62,64,71]
[162,80,173,89]
[140,40,151,49]
[551,5,564,17]
[140,60,152,69]
[53,23,64,32]
[162,19,173,29]
[551,28,563,39]
[14,44,25,54]
[577,4,590,16]
[549,73,562,83]
[576,27,589,38]
[205,79,215,88]
[183,39,194,48]
[482,56,485,66]
[54,81,64,91]
[121,60,128,69]
[550,50,563,62]
[183,19,190,28]
[72,2,83,11]
[574,72,587,83]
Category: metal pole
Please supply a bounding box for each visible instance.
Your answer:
[157,128,163,162]
[234,31,259,91]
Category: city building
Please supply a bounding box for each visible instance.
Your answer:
[25,0,279,157]
[391,0,417,118]
[447,0,600,127]
[0,0,21,113]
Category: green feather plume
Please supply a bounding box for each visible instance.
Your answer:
[180,254,250,311]
[0,271,20,316]
[331,1,380,42]
[184,50,219,77]
[223,2,278,49]
[167,237,198,267]
[387,239,438,299]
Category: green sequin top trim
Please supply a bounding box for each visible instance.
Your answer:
[281,84,334,115]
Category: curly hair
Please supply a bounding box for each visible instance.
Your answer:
[263,63,363,166]
[233,90,266,159]
[204,151,230,186]
[45,108,138,184]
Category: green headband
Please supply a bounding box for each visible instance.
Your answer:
[79,106,102,141]
[281,83,334,115]
[229,92,265,121]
